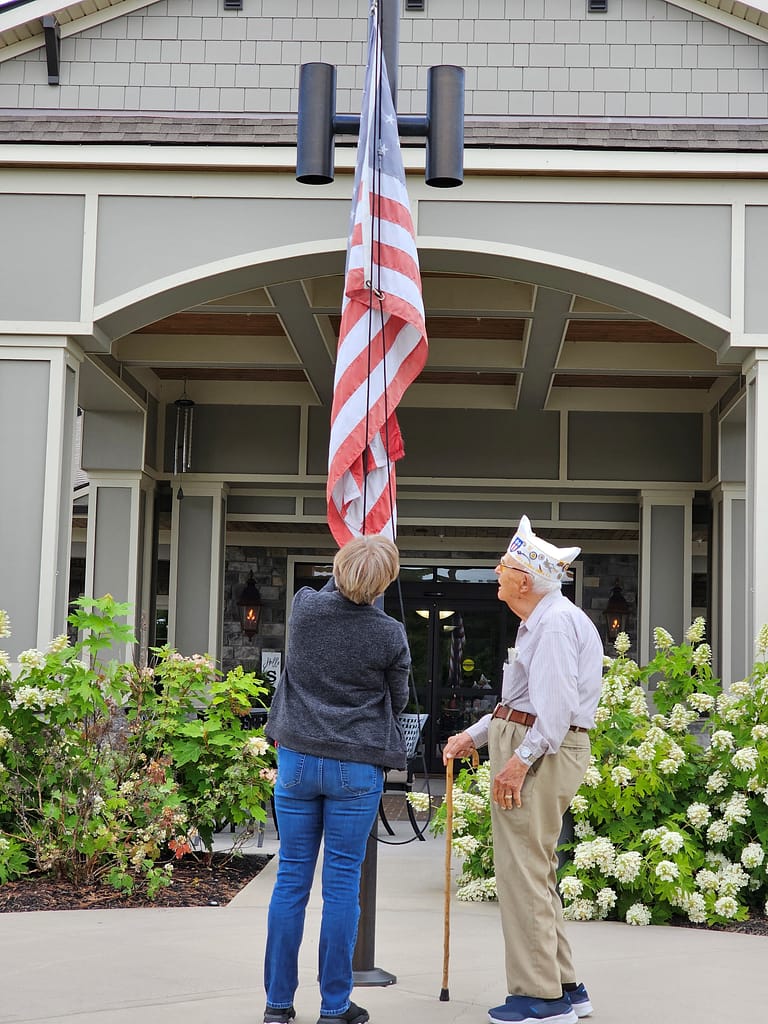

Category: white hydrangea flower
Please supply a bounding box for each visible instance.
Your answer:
[570,794,589,814]
[406,791,431,812]
[573,819,595,839]
[729,680,753,698]
[456,877,497,902]
[614,632,631,655]
[655,860,679,882]
[628,688,650,717]
[641,828,660,842]
[686,618,707,643]
[243,735,269,757]
[17,648,46,672]
[723,792,749,825]
[573,837,616,873]
[610,765,633,787]
[718,864,749,895]
[596,886,617,912]
[560,875,584,900]
[751,724,768,741]
[686,892,708,924]
[707,818,731,843]
[713,896,739,919]
[594,705,611,724]
[613,851,643,883]
[636,741,656,763]
[452,835,481,858]
[0,725,12,748]
[659,831,685,855]
[686,803,711,827]
[658,757,681,775]
[756,624,768,656]
[0,610,11,639]
[732,747,759,772]
[563,898,597,922]
[687,692,716,713]
[695,868,719,891]
[625,902,652,926]
[711,730,735,751]
[47,634,70,654]
[582,764,602,787]
[705,771,729,794]
[0,650,10,672]
[653,627,675,650]
[692,644,712,668]
[668,703,697,732]
[741,843,765,868]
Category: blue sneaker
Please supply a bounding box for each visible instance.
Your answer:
[564,984,593,1018]
[488,993,577,1024]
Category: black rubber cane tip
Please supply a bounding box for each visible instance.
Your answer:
[439,988,450,1001]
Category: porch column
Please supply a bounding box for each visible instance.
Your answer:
[80,409,153,661]
[712,484,747,686]
[746,353,768,658]
[0,339,81,656]
[638,490,693,664]
[168,482,228,662]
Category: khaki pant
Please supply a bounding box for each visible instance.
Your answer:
[489,719,590,999]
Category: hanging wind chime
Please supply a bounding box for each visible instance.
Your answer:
[173,385,195,501]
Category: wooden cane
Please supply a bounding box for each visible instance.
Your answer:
[439,754,454,1001]
[440,749,479,1001]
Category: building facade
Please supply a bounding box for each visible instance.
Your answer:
[2,0,768,762]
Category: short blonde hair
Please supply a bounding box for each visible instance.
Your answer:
[333,536,400,604]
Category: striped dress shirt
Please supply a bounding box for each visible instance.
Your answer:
[465,590,604,762]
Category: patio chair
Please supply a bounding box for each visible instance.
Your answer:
[378,712,429,840]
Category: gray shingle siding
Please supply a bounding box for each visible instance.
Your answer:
[1,0,768,116]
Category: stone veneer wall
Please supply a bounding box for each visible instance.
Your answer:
[222,546,289,677]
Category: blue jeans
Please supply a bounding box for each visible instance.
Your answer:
[264,746,384,1016]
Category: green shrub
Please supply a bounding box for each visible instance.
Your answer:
[0,599,275,895]
[426,619,768,926]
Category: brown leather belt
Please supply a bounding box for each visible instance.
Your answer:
[492,703,589,733]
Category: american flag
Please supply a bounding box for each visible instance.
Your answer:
[326,5,427,546]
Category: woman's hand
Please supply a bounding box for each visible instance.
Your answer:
[442,730,476,766]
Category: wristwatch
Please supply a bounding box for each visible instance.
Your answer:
[516,744,536,767]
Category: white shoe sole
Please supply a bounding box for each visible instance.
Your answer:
[571,1000,593,1017]
[488,1010,578,1024]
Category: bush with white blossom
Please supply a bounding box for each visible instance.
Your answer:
[431,617,768,927]
[559,620,768,926]
[0,598,275,892]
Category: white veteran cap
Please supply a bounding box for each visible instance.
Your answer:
[503,515,581,582]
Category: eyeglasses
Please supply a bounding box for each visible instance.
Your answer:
[497,560,530,577]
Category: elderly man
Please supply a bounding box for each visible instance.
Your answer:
[443,516,603,1024]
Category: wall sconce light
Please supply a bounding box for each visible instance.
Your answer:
[237,572,262,640]
[604,579,630,642]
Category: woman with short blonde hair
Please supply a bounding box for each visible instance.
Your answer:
[332,535,400,605]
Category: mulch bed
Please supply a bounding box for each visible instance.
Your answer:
[0,852,272,913]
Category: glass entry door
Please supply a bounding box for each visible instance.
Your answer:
[385,581,519,773]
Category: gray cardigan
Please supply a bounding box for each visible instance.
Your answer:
[266,580,411,770]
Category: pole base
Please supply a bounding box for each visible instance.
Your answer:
[439,988,450,1001]
[352,968,397,987]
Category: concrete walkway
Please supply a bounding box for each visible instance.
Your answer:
[0,820,765,1024]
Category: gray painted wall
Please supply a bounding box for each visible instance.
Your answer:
[568,412,702,481]
[174,494,213,655]
[0,196,85,322]
[730,496,747,682]
[93,486,132,600]
[745,206,768,334]
[95,196,350,306]
[1,0,768,117]
[648,503,686,644]
[419,201,732,316]
[82,411,145,471]
[0,361,48,654]
[163,404,302,474]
